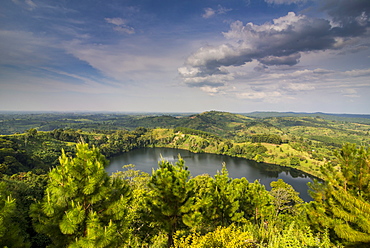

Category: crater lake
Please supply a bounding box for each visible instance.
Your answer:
[106,147,315,201]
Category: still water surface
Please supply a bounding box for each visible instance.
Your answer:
[107,147,315,201]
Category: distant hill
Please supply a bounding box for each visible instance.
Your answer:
[243,112,370,124]
[1,111,370,146]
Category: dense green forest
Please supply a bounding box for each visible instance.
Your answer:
[1,111,370,247]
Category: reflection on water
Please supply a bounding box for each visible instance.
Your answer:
[107,147,316,202]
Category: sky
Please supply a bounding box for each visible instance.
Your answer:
[1,0,370,114]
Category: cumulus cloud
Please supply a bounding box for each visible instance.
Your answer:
[321,0,370,24]
[179,12,337,87]
[105,17,135,34]
[179,0,370,93]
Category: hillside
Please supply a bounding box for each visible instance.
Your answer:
[1,111,369,148]
[244,111,370,124]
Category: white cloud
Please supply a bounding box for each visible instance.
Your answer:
[181,11,337,82]
[179,4,370,105]
[285,83,315,91]
[25,0,37,10]
[341,88,360,98]
[200,86,219,94]
[202,8,216,19]
[236,90,282,100]
[342,68,370,77]
[105,17,127,26]
[63,39,182,84]
[264,0,306,4]
[105,17,135,34]
[202,5,232,19]
[113,26,135,34]
[177,66,200,77]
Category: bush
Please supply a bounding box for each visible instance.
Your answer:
[290,157,300,166]
[174,224,255,248]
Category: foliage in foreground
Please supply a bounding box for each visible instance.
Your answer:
[308,143,370,245]
[30,143,132,247]
[1,142,369,247]
[174,224,255,248]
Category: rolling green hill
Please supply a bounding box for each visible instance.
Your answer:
[1,111,369,149]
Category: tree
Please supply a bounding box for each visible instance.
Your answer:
[0,182,29,247]
[307,143,370,244]
[289,157,301,166]
[146,157,192,247]
[182,174,216,233]
[112,165,153,246]
[30,143,132,247]
[5,172,49,247]
[270,179,303,216]
[211,165,243,226]
[27,128,38,137]
[184,166,251,232]
[233,178,272,224]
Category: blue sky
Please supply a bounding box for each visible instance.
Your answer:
[1,0,369,113]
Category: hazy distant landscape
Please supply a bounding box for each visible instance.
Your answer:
[2,110,370,135]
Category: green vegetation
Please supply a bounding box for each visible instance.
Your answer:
[0,110,370,247]
[307,143,370,244]
[30,143,132,247]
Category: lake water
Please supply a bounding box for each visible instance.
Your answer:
[107,147,315,201]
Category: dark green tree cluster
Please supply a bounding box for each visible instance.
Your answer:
[51,128,84,143]
[0,137,46,175]
[250,134,283,144]
[0,181,29,247]
[89,128,153,157]
[173,127,222,141]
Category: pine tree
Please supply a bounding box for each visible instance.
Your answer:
[183,165,252,232]
[30,143,132,247]
[212,165,243,226]
[233,177,273,224]
[182,174,216,233]
[307,143,370,244]
[0,182,29,247]
[146,157,191,247]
